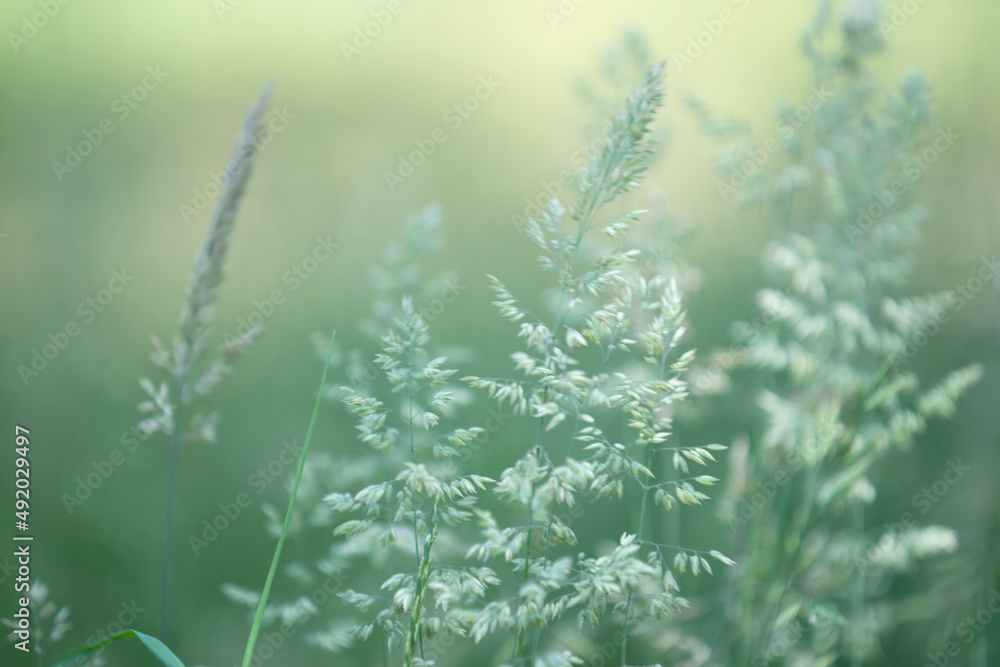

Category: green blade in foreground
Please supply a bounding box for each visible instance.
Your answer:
[51,334,336,667]
[51,629,186,667]
[240,331,336,667]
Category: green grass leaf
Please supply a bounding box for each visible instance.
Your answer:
[51,629,186,667]
[240,331,336,667]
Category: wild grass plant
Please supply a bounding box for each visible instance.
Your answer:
[19,3,995,667]
[136,82,276,641]
[690,2,985,664]
[225,60,731,667]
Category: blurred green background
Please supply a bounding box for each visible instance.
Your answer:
[1,0,998,665]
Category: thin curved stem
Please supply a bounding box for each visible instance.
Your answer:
[160,388,186,640]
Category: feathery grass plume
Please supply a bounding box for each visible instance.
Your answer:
[138,81,276,639]
[332,296,494,666]
[225,210,477,664]
[690,3,983,664]
[463,61,730,667]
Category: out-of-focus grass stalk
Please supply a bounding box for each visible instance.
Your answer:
[161,82,274,638]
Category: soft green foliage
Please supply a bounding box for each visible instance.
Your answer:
[276,60,734,667]
[691,2,984,664]
[221,61,733,667]
[462,61,731,667]
[333,300,494,661]
[222,207,468,660]
[20,7,991,667]
[49,630,185,667]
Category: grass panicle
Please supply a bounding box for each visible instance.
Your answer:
[137,81,276,640]
[461,61,730,666]
[692,3,983,664]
